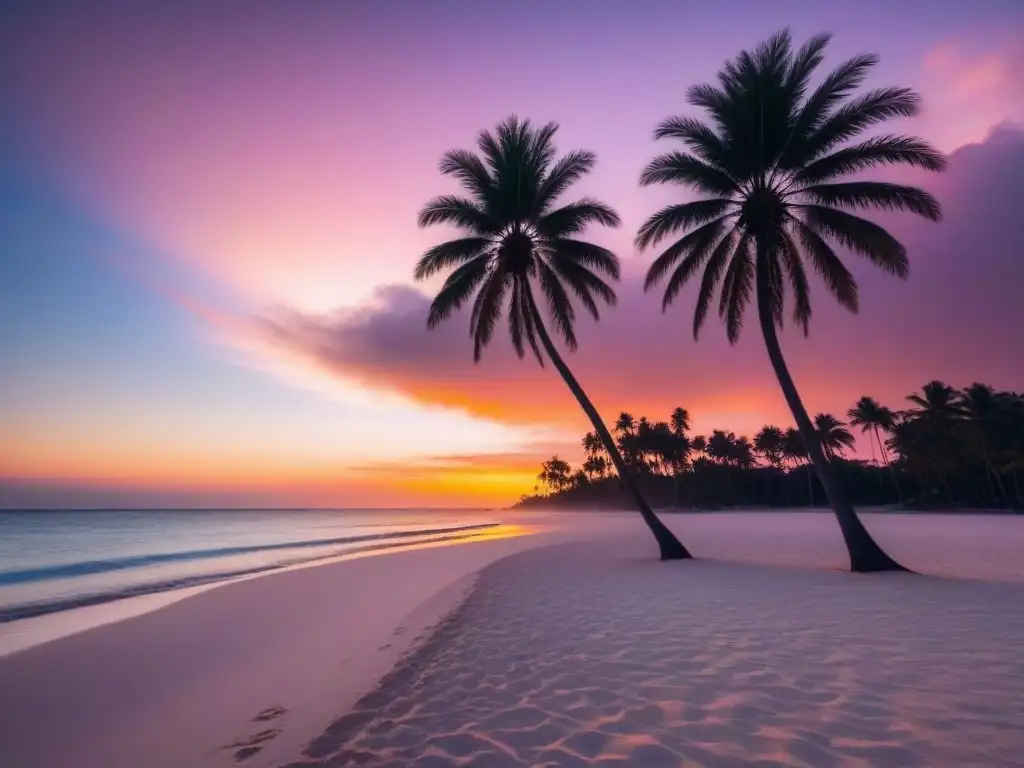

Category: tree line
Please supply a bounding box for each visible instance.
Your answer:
[523,382,1024,511]
[415,29,951,570]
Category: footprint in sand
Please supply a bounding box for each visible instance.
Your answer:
[253,705,288,723]
[222,726,284,763]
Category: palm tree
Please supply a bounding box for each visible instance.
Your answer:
[691,434,707,456]
[539,456,572,493]
[637,30,944,571]
[848,396,886,463]
[815,413,855,459]
[907,381,965,420]
[670,407,691,436]
[848,396,904,504]
[416,116,689,559]
[732,436,757,469]
[582,431,604,458]
[614,412,636,436]
[754,425,786,468]
[706,430,738,465]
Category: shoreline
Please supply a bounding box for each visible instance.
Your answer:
[0,522,503,625]
[0,520,575,768]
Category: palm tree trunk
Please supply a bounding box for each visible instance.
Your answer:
[526,292,690,560]
[805,463,815,506]
[755,249,906,572]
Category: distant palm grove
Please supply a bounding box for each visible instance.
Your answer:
[519,383,1024,512]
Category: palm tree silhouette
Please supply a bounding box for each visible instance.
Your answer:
[415,116,689,560]
[670,407,691,436]
[849,395,904,504]
[754,425,786,469]
[814,413,855,460]
[907,380,965,420]
[848,396,887,464]
[637,30,944,571]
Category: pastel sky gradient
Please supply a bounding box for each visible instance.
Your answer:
[2,1,1022,508]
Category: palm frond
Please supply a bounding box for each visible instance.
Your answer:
[417,195,495,233]
[547,255,616,320]
[764,246,785,326]
[548,239,620,279]
[797,181,941,221]
[518,283,545,365]
[796,135,946,184]
[470,270,508,361]
[646,219,731,305]
[635,198,735,249]
[426,254,492,328]
[800,205,909,277]
[438,149,494,204]
[686,83,733,136]
[536,261,578,351]
[537,199,621,238]
[778,233,812,332]
[783,53,877,162]
[789,217,859,311]
[535,150,596,214]
[694,230,744,338]
[785,33,830,104]
[801,87,921,160]
[414,237,492,280]
[653,116,734,175]
[508,276,527,358]
[718,236,753,344]
[639,151,739,196]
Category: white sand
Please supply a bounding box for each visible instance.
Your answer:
[281,512,1024,768]
[2,511,1023,768]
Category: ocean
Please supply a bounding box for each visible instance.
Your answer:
[0,508,498,622]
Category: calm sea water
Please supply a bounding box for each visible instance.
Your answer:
[0,509,498,622]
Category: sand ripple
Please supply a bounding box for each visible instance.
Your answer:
[283,541,1024,767]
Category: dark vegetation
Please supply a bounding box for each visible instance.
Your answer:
[519,384,1024,513]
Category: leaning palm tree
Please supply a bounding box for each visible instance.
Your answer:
[415,116,689,560]
[638,29,945,571]
[814,413,856,460]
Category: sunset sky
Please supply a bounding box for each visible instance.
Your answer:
[2,0,1022,508]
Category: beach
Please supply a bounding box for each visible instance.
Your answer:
[2,511,1023,767]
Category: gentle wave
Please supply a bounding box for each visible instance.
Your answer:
[0,523,497,585]
[0,523,498,623]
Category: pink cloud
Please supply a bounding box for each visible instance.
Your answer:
[918,39,1024,152]
[254,127,1024,458]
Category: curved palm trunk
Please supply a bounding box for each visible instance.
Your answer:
[755,250,907,572]
[526,293,690,560]
[805,463,815,506]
